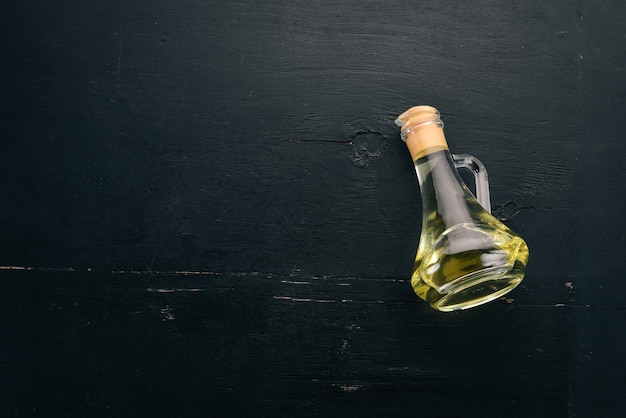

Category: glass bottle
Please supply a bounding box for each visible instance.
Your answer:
[395,105,529,311]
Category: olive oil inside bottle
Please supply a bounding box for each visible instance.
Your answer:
[411,150,529,311]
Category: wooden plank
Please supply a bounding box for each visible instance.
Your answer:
[0,269,572,417]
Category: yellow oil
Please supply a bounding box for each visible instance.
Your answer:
[411,151,529,311]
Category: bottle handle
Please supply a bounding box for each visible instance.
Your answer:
[452,154,491,213]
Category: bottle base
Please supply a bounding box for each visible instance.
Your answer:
[428,267,525,312]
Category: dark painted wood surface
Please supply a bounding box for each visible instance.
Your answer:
[1,1,626,416]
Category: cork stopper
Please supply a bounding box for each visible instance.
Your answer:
[395,105,449,161]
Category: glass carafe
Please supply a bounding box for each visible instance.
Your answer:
[395,105,529,311]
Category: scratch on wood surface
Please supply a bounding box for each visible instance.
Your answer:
[147,288,205,293]
[0,265,76,272]
[273,296,352,303]
[272,295,402,305]
[0,265,254,276]
[338,384,362,392]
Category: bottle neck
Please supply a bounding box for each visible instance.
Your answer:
[395,105,449,161]
[397,105,479,225]
[405,123,449,161]
[415,150,474,227]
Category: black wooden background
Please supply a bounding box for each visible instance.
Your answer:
[2,1,626,417]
